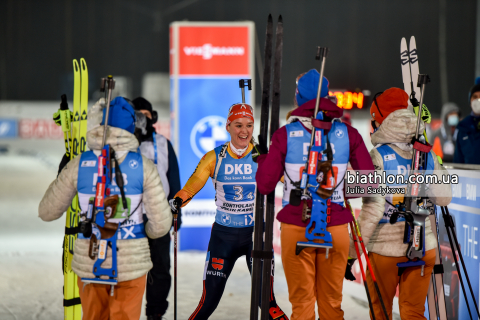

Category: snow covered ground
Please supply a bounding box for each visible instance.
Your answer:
[0,139,387,320]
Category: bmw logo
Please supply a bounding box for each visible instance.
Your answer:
[190,116,229,158]
[221,213,231,225]
[335,129,344,138]
[129,160,139,169]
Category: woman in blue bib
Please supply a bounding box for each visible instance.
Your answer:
[170,103,288,320]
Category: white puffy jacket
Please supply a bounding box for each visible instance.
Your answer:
[349,109,452,258]
[39,125,172,282]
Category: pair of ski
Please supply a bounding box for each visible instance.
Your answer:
[250,14,283,320]
[401,36,430,143]
[401,37,449,320]
[401,37,448,320]
[403,38,480,320]
[59,58,88,320]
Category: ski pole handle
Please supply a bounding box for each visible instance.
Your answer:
[315,47,329,61]
[60,94,69,111]
[415,74,430,139]
[59,94,71,132]
[239,79,252,104]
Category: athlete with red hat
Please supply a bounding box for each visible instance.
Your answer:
[169,102,288,319]
[350,88,452,319]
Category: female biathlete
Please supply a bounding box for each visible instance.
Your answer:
[169,103,288,320]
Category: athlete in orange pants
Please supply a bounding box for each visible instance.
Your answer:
[366,250,436,320]
[256,71,375,319]
[77,275,147,320]
[349,89,452,320]
[281,223,350,320]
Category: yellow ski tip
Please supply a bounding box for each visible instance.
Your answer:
[73,59,79,71]
[80,58,88,70]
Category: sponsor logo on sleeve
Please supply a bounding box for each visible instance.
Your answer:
[384,154,396,161]
[81,160,96,167]
[335,128,344,138]
[290,130,304,137]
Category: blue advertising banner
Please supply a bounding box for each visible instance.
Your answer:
[434,169,480,320]
[170,22,255,251]
[0,119,18,138]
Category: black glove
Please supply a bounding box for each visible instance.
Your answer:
[344,258,357,281]
[252,136,268,163]
[57,153,70,177]
[169,197,183,213]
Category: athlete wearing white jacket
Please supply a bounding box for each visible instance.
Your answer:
[349,110,451,258]
[39,97,172,319]
[349,88,452,320]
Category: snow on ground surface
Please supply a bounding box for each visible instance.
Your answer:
[0,140,389,320]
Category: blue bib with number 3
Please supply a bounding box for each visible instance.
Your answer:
[213,145,257,228]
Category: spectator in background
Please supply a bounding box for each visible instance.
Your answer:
[132,97,182,320]
[431,102,460,163]
[454,79,480,164]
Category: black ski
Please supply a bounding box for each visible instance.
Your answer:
[260,15,283,320]
[250,14,273,320]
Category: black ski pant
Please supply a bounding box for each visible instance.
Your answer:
[146,232,171,316]
[188,223,287,320]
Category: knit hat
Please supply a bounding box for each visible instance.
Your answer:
[226,103,254,128]
[469,77,480,101]
[295,69,329,106]
[370,88,409,124]
[101,97,136,133]
[132,97,153,114]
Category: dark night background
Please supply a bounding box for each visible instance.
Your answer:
[0,0,476,116]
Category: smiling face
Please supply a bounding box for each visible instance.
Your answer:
[227,118,254,149]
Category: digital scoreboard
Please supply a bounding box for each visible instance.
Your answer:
[328,90,370,110]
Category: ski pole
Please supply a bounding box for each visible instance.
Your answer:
[173,213,178,320]
[59,94,72,156]
[346,200,389,320]
[100,76,115,148]
[302,46,328,198]
[239,79,252,104]
[349,220,376,320]
[414,74,430,140]
[441,206,479,319]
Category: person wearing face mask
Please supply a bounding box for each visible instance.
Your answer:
[255,69,375,320]
[132,97,182,320]
[454,79,480,164]
[169,103,288,320]
[431,102,460,163]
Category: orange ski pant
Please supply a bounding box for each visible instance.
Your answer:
[280,222,349,320]
[77,275,146,320]
[366,249,436,320]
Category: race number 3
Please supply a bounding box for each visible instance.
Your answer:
[233,185,244,200]
[223,184,255,202]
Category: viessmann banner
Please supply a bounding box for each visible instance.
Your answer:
[170,22,255,251]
